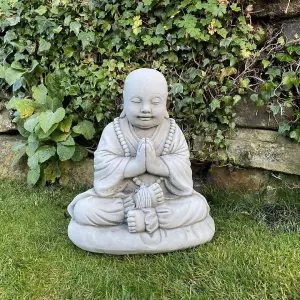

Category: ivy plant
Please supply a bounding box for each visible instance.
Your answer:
[0,0,298,185]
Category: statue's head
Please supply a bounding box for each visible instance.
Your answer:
[121,68,169,129]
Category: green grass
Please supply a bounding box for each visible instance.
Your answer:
[0,179,299,300]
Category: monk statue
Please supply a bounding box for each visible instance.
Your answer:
[67,68,215,254]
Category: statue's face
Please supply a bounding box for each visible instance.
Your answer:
[123,69,168,129]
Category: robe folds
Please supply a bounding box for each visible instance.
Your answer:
[68,117,210,230]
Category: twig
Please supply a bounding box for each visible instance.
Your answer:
[285,0,291,14]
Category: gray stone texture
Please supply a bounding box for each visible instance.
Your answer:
[248,0,300,19]
[0,108,16,132]
[235,98,293,130]
[225,128,300,176]
[282,18,300,40]
[194,166,300,191]
[59,159,93,188]
[0,135,27,181]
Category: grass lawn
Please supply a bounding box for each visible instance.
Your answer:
[0,179,299,300]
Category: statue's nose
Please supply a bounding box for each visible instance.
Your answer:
[140,104,151,113]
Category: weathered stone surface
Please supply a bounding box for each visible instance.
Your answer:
[226,128,300,176]
[248,0,300,19]
[0,135,27,181]
[205,166,270,191]
[282,18,300,40]
[68,68,215,254]
[59,159,93,188]
[235,98,293,130]
[194,166,300,191]
[0,108,17,132]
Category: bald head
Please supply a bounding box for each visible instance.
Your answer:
[123,68,168,98]
[122,68,169,128]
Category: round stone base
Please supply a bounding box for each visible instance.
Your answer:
[68,216,215,254]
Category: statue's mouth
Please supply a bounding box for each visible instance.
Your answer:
[138,116,153,121]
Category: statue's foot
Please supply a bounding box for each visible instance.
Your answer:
[124,195,135,215]
[148,183,164,207]
[127,210,146,233]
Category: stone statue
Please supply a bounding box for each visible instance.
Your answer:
[67,68,215,254]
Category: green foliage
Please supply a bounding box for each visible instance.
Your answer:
[247,34,300,143]
[0,0,298,184]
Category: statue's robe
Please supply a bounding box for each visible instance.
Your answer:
[68,117,210,231]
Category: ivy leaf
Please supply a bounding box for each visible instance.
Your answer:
[37,146,57,163]
[73,120,95,140]
[16,99,35,119]
[143,0,152,5]
[210,99,221,112]
[71,145,88,162]
[275,53,294,63]
[53,25,62,33]
[168,52,178,63]
[239,78,250,88]
[28,146,56,169]
[43,160,61,184]
[220,67,237,82]
[35,5,47,15]
[278,123,290,134]
[241,49,251,58]
[35,16,56,34]
[27,167,40,185]
[70,21,81,36]
[230,3,241,12]
[266,67,281,80]
[32,84,48,104]
[24,115,39,132]
[60,135,75,146]
[38,38,51,53]
[57,143,76,161]
[39,107,65,133]
[51,130,70,142]
[217,28,228,38]
[63,46,73,57]
[6,96,19,110]
[58,115,73,132]
[46,71,66,100]
[290,129,300,142]
[64,15,71,26]
[282,72,299,89]
[4,30,17,43]
[172,83,184,95]
[270,105,280,116]
[156,23,165,35]
[233,95,241,105]
[26,134,39,157]
[262,60,271,69]
[5,68,24,86]
[78,31,95,49]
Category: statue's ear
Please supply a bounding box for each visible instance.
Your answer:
[120,110,126,118]
[164,111,169,119]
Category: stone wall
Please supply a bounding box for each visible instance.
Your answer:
[0,0,299,190]
[194,0,300,190]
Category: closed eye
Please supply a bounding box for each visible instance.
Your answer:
[151,97,161,105]
[131,97,141,103]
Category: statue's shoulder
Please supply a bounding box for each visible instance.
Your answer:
[101,121,116,136]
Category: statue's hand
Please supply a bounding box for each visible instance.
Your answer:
[145,138,158,171]
[146,138,169,177]
[136,138,146,171]
[124,138,146,178]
